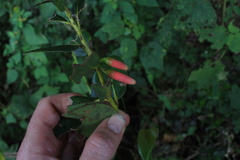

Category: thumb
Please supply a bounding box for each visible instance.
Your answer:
[79,111,130,160]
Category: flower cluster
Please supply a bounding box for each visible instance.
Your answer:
[101,57,136,85]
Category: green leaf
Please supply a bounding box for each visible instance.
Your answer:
[34,66,48,79]
[188,61,225,89]
[226,33,240,54]
[23,24,49,45]
[34,0,52,8]
[176,0,216,29]
[91,84,110,102]
[53,117,82,137]
[71,0,85,14]
[158,94,171,110]
[63,101,117,137]
[70,96,98,105]
[229,84,240,112]
[6,69,18,84]
[0,153,6,160]
[52,0,68,12]
[112,79,127,99]
[100,3,117,23]
[57,73,69,83]
[25,44,80,53]
[100,20,125,40]
[228,20,240,34]
[70,52,99,83]
[5,113,17,124]
[82,30,92,45]
[119,1,134,13]
[136,0,158,7]
[120,38,137,59]
[199,26,227,49]
[71,77,91,96]
[49,14,69,24]
[140,42,166,71]
[137,128,159,160]
[9,95,33,119]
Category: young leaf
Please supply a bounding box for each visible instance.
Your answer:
[49,14,69,24]
[25,45,80,53]
[137,128,159,160]
[70,52,99,83]
[52,0,68,12]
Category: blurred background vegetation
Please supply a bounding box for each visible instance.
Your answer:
[1,0,240,159]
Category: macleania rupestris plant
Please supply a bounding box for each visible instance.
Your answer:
[26,1,136,138]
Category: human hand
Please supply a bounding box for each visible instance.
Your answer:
[17,93,130,160]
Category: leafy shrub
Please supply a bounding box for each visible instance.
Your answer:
[1,0,240,159]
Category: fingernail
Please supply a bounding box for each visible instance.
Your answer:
[66,98,73,106]
[107,114,126,134]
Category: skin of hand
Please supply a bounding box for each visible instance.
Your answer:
[16,93,130,160]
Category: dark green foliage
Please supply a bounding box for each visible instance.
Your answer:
[2,0,240,159]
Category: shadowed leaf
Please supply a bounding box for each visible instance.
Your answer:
[70,52,99,83]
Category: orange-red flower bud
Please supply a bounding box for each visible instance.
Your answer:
[106,70,136,85]
[102,57,128,70]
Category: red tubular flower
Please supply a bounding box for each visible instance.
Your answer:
[102,57,129,70]
[106,70,136,85]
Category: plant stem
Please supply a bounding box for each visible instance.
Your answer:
[65,10,118,111]
[65,11,92,57]
[222,0,227,26]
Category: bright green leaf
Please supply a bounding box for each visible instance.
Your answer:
[0,153,6,160]
[226,33,240,54]
[57,73,69,83]
[34,66,48,79]
[25,44,80,53]
[137,128,159,160]
[228,20,240,34]
[23,24,49,45]
[6,69,18,84]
